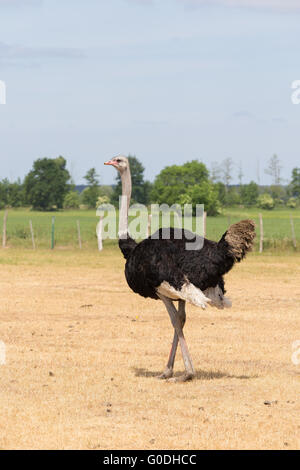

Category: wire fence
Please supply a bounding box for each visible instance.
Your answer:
[0,209,299,252]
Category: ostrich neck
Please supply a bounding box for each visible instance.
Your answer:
[119,167,132,238]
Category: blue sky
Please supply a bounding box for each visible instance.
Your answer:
[0,0,299,185]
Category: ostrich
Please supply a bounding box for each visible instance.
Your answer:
[105,155,255,382]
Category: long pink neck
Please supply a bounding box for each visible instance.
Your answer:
[119,166,132,239]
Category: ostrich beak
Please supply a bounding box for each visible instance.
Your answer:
[104,159,117,167]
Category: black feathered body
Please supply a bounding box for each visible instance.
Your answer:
[119,224,254,301]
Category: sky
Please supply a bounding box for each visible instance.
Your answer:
[0,0,299,186]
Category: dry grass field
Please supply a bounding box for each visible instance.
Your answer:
[0,248,299,450]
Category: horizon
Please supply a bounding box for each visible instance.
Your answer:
[0,155,294,187]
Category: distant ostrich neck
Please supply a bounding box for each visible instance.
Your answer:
[119,166,132,239]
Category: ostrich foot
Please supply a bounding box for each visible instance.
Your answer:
[157,367,173,380]
[167,372,195,383]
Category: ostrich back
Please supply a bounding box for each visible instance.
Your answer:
[121,228,234,300]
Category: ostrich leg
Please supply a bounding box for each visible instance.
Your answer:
[159,295,195,382]
[157,300,186,379]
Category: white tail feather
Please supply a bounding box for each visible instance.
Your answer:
[157,282,232,310]
[157,281,211,309]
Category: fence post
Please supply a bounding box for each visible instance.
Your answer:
[51,216,55,249]
[77,220,82,249]
[290,215,297,249]
[97,216,103,251]
[29,220,35,250]
[259,213,263,253]
[2,209,8,248]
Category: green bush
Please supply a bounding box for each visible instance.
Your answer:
[240,181,259,206]
[64,191,80,209]
[96,195,110,208]
[257,193,275,210]
[286,197,298,209]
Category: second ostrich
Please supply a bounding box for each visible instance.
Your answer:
[105,156,255,382]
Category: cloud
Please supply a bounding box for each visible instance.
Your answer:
[233,110,254,119]
[0,42,85,61]
[180,0,300,11]
[0,42,85,68]
[125,0,153,4]
[129,0,300,11]
[0,0,42,6]
[272,117,287,124]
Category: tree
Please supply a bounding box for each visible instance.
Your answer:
[269,184,286,204]
[82,168,100,208]
[238,161,243,186]
[286,197,297,209]
[0,178,25,208]
[24,157,70,210]
[215,182,226,206]
[96,195,110,208]
[290,168,300,197]
[151,160,209,206]
[265,154,282,185]
[111,155,151,206]
[222,158,234,192]
[225,187,241,206]
[63,191,80,209]
[151,160,220,215]
[185,181,220,216]
[210,161,222,183]
[257,193,274,210]
[240,181,259,206]
[8,179,25,207]
[98,185,113,201]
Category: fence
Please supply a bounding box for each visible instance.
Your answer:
[0,210,299,252]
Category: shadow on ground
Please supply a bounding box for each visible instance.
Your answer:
[133,367,258,380]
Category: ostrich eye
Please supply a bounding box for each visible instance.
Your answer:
[116,159,121,163]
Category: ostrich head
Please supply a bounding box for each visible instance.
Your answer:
[104,155,129,173]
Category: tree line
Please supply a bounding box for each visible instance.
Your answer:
[0,154,299,214]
